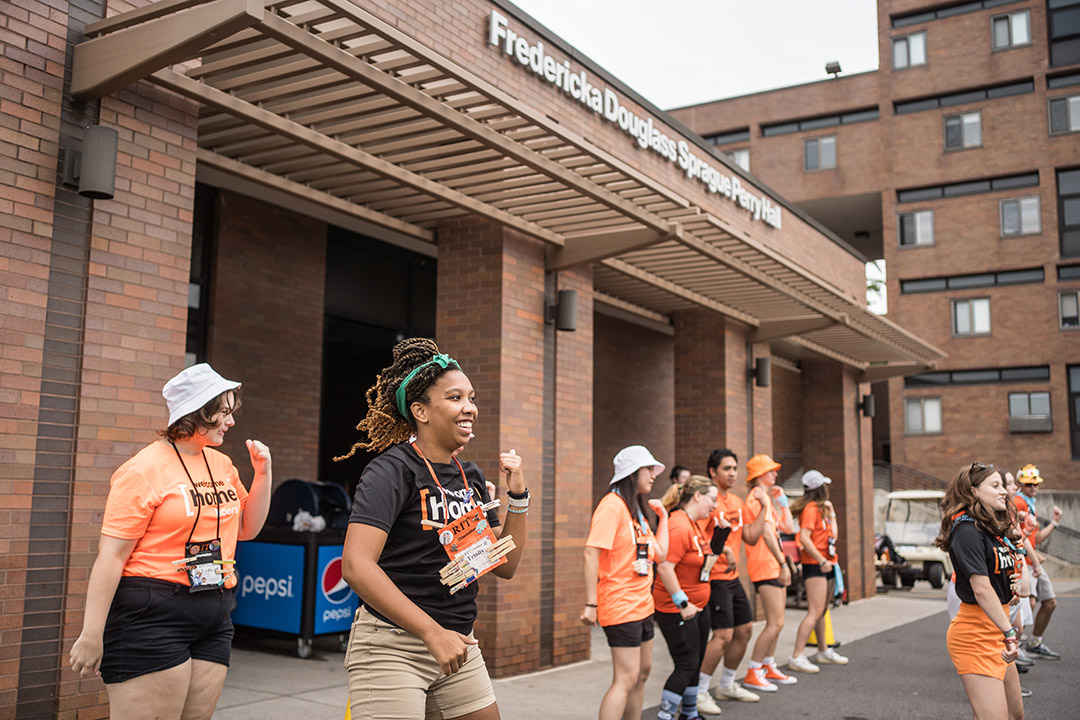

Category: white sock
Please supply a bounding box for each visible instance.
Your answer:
[719,667,737,687]
[763,656,775,666]
[699,672,711,690]
[1031,636,1042,645]
[748,660,762,669]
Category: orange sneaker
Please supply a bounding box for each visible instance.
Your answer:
[764,663,797,684]
[741,667,778,692]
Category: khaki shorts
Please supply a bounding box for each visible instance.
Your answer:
[345,606,496,720]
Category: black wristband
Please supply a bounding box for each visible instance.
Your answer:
[507,487,529,500]
[585,603,597,608]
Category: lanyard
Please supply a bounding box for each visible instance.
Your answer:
[171,441,220,544]
[679,508,708,556]
[412,442,473,514]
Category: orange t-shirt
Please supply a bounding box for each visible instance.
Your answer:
[654,509,712,613]
[101,441,249,588]
[798,503,837,565]
[744,491,780,582]
[707,491,745,581]
[1012,495,1035,565]
[586,492,656,626]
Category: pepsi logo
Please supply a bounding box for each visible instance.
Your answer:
[321,556,353,604]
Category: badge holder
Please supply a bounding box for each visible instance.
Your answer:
[700,553,718,583]
[174,539,230,591]
[437,503,514,594]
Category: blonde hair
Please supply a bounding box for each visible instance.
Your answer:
[660,474,715,513]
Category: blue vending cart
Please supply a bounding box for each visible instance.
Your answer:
[233,527,359,658]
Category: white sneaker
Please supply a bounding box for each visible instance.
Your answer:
[712,682,760,703]
[787,654,820,673]
[696,688,723,716]
[813,647,849,665]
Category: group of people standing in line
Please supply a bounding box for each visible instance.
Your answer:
[583,445,849,720]
[939,461,1065,720]
[66,337,1067,720]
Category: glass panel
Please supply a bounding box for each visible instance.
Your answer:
[1059,168,1080,195]
[805,139,819,170]
[909,32,926,65]
[917,211,934,244]
[901,277,948,292]
[820,137,836,168]
[1030,393,1051,416]
[1051,7,1080,38]
[991,173,1039,190]
[941,90,986,107]
[1051,37,1080,68]
[1070,366,1080,389]
[893,12,935,28]
[1048,72,1080,89]
[893,38,909,68]
[993,17,1011,49]
[945,116,962,148]
[986,81,1035,99]
[1072,96,1080,131]
[924,398,942,433]
[1062,292,1080,326]
[954,300,971,334]
[187,282,201,310]
[1012,11,1030,45]
[1064,197,1080,226]
[763,122,799,136]
[1063,229,1080,256]
[905,399,923,433]
[944,179,992,196]
[996,268,1044,284]
[1009,393,1030,417]
[898,186,943,202]
[1002,200,1020,235]
[896,98,941,114]
[1020,197,1040,232]
[948,273,995,288]
[1000,366,1051,381]
[951,370,1001,383]
[801,116,840,130]
[899,213,916,245]
[1059,264,1080,279]
[1051,98,1069,133]
[731,149,749,171]
[842,108,880,123]
[972,298,991,333]
[905,372,951,386]
[963,112,982,146]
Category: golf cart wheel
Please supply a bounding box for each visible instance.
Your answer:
[880,566,896,588]
[900,573,916,588]
[927,562,945,589]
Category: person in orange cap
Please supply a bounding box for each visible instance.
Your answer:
[1013,464,1063,660]
[740,454,796,692]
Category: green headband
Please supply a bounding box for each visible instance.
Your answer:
[395,353,455,419]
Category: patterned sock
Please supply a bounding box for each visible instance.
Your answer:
[658,689,682,720]
[681,684,699,718]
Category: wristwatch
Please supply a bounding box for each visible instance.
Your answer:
[676,597,689,610]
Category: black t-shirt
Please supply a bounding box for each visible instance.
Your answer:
[349,442,499,635]
[948,520,1015,605]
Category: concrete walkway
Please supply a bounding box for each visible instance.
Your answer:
[212,583,1000,719]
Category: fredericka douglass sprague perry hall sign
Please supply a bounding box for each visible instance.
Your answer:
[487,10,782,230]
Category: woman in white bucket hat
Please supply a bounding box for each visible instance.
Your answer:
[70,363,271,720]
[582,445,670,720]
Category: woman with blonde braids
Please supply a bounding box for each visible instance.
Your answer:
[652,475,729,719]
[936,463,1024,720]
[339,338,528,720]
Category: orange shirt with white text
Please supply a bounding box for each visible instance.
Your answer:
[586,492,656,626]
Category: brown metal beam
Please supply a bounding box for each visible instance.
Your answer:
[750,315,840,342]
[601,258,758,326]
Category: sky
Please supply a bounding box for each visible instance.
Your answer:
[508,0,881,110]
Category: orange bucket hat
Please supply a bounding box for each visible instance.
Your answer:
[745,454,781,483]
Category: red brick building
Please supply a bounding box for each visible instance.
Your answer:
[1,1,941,716]
[671,0,1080,489]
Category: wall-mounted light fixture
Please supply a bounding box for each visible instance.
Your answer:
[859,393,876,418]
[825,61,842,78]
[751,357,771,387]
[61,125,119,200]
[545,289,577,332]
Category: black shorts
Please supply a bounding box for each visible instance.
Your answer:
[100,577,236,684]
[602,617,655,648]
[802,563,831,579]
[709,579,753,629]
[753,578,783,590]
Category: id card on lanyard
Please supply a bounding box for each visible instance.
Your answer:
[686,514,716,582]
[631,512,652,577]
[414,443,505,593]
[171,443,229,591]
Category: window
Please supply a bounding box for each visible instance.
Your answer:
[900,267,1044,294]
[1000,196,1041,236]
[893,32,927,68]
[724,148,750,172]
[899,210,934,246]
[953,298,991,336]
[706,128,750,145]
[804,136,836,171]
[945,111,981,149]
[905,365,1050,387]
[1060,168,1080,256]
[893,1,1030,28]
[897,171,1038,203]
[1049,0,1080,68]
[894,79,1033,115]
[905,397,942,434]
[761,107,878,136]
[1049,93,1080,134]
[1069,365,1080,458]
[1008,392,1052,433]
[1062,291,1080,328]
[992,10,1030,49]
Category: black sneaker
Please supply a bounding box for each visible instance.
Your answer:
[1017,664,1029,674]
[1026,641,1061,660]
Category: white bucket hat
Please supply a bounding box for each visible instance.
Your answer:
[163,363,241,426]
[610,445,665,485]
[802,469,832,490]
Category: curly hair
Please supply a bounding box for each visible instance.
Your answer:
[159,389,241,443]
[334,337,461,460]
[935,462,1017,551]
[660,474,715,513]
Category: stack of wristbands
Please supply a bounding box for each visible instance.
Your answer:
[507,489,529,514]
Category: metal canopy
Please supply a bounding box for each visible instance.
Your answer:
[71,0,944,380]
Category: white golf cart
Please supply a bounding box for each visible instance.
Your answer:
[878,490,952,589]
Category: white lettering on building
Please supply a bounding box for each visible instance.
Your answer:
[487,10,781,229]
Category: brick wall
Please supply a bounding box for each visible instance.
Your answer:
[771,363,803,480]
[206,190,327,485]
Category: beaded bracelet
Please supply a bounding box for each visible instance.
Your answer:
[507,506,528,514]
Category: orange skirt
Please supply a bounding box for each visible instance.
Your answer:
[946,602,1009,679]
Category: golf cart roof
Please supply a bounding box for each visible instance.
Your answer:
[886,490,945,500]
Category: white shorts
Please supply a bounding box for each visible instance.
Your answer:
[946,580,961,622]
[1009,596,1033,628]
[1032,569,1055,602]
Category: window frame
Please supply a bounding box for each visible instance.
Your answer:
[1061,290,1080,329]
[952,297,992,337]
[1060,167,1080,258]
[892,31,928,69]
[898,209,935,247]
[943,110,982,151]
[904,396,943,435]
[724,148,750,172]
[991,9,1032,51]
[1049,93,1080,135]
[1007,391,1052,418]
[804,135,837,172]
[999,195,1042,237]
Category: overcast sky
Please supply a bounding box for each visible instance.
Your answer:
[508,0,881,110]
